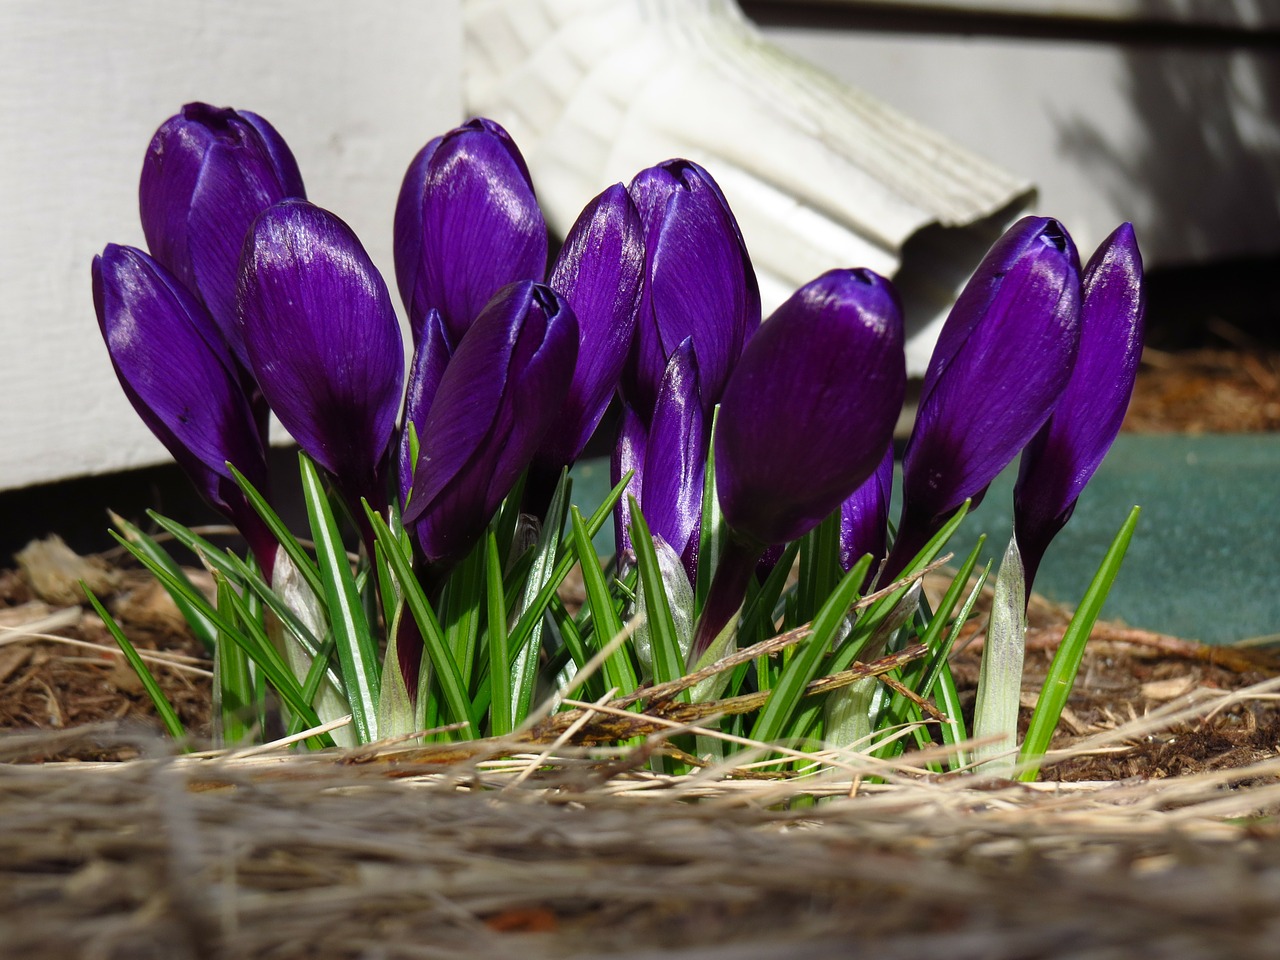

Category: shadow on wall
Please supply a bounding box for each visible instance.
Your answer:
[1053,0,1280,263]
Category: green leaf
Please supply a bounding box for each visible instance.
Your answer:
[570,507,638,699]
[509,470,571,723]
[84,585,188,744]
[440,536,485,692]
[484,531,513,736]
[501,470,631,707]
[366,504,474,733]
[300,453,380,743]
[110,514,218,652]
[629,498,686,694]
[227,460,324,598]
[214,576,254,746]
[751,554,874,745]
[972,535,1027,775]
[796,510,842,626]
[1018,506,1140,781]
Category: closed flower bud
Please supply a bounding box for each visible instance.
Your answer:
[887,216,1082,578]
[393,118,548,345]
[1014,223,1146,593]
[140,102,304,364]
[403,281,578,568]
[238,200,404,515]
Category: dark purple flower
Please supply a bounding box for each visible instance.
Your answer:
[695,269,906,653]
[140,102,305,365]
[93,244,275,571]
[238,200,404,514]
[611,402,648,562]
[397,308,453,509]
[638,339,706,581]
[840,443,895,574]
[535,183,645,472]
[393,118,548,345]
[1014,223,1146,593]
[402,281,578,568]
[624,159,760,419]
[717,270,905,549]
[886,216,1082,578]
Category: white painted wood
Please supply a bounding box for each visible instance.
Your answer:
[780,0,1280,29]
[0,0,462,492]
[761,22,1280,268]
[465,0,1034,374]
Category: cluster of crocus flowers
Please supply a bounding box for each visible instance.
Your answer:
[94,101,1145,736]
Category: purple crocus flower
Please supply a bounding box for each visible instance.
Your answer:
[694,268,907,654]
[885,216,1082,579]
[1014,223,1146,594]
[397,308,453,509]
[533,183,645,476]
[393,118,548,346]
[624,159,760,420]
[93,244,276,572]
[238,200,404,517]
[840,443,895,575]
[140,102,305,365]
[402,281,578,569]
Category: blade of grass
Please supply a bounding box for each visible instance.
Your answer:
[750,554,873,744]
[365,504,473,733]
[300,454,379,743]
[1018,505,1140,781]
[111,514,218,652]
[227,461,324,598]
[629,498,686,694]
[214,576,254,745]
[485,531,513,737]
[84,585,188,744]
[571,506,638,698]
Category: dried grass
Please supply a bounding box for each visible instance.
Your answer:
[4,674,1280,960]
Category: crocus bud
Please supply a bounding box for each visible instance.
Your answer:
[534,183,645,473]
[402,281,578,568]
[238,200,404,515]
[393,118,548,345]
[640,338,707,582]
[717,270,905,549]
[695,269,906,654]
[887,216,1082,578]
[93,244,275,572]
[624,159,760,419]
[140,102,305,364]
[1014,223,1146,594]
[840,443,895,574]
[397,308,453,509]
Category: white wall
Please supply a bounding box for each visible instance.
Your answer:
[0,1,463,492]
[759,8,1280,266]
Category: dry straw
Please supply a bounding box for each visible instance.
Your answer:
[3,671,1280,960]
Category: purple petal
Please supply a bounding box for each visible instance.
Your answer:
[1014,222,1146,590]
[611,403,648,559]
[537,183,644,469]
[407,118,548,345]
[840,443,894,573]
[238,200,404,509]
[140,103,305,365]
[405,281,578,566]
[392,136,442,342]
[398,308,453,508]
[93,244,273,563]
[716,269,906,548]
[892,217,1081,572]
[624,160,759,419]
[640,339,706,581]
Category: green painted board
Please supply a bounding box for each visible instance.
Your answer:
[572,434,1280,646]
